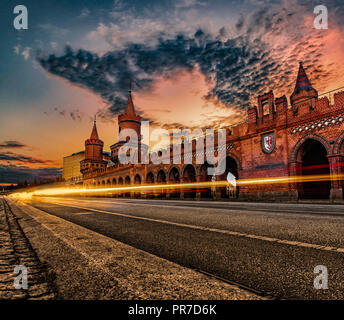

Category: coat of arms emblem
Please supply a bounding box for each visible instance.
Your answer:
[262,132,275,154]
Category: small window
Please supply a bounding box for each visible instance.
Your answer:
[262,99,269,116]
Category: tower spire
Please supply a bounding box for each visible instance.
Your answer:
[294,61,313,92]
[124,87,136,116]
[90,115,99,140]
[290,62,318,106]
[117,80,142,143]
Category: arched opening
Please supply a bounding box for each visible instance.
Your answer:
[340,140,344,156]
[146,172,155,183]
[107,179,111,185]
[118,177,124,197]
[297,139,330,199]
[124,176,131,197]
[183,164,196,198]
[219,156,239,199]
[157,170,167,183]
[111,178,117,197]
[146,172,155,198]
[134,174,142,198]
[157,170,167,198]
[168,167,180,198]
[199,162,213,199]
[134,174,141,184]
[340,140,344,199]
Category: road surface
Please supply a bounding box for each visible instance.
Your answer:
[13,197,344,299]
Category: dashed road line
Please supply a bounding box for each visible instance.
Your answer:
[43,200,344,254]
[42,197,344,216]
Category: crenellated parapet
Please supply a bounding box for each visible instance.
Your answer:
[245,64,344,135]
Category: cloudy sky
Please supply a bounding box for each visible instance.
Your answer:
[0,0,343,185]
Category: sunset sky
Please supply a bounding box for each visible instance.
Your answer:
[1,0,344,185]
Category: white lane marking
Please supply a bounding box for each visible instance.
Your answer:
[46,197,238,211]
[70,197,344,210]
[73,212,94,215]
[43,200,344,254]
[38,197,344,216]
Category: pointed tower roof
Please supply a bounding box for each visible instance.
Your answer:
[124,91,136,116]
[117,89,142,144]
[290,62,318,106]
[293,62,313,92]
[90,115,99,140]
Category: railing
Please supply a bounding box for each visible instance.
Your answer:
[84,162,134,179]
[65,177,83,185]
[289,86,344,109]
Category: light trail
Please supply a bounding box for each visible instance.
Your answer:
[8,173,344,200]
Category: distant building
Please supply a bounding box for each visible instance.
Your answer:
[62,151,85,184]
[64,148,110,184]
[103,151,111,161]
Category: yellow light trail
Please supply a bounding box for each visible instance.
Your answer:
[9,173,344,200]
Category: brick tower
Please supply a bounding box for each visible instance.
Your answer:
[80,116,107,173]
[118,90,142,140]
[111,91,147,164]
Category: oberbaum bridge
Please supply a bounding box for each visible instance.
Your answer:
[80,62,344,201]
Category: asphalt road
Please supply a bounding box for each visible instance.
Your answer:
[27,197,344,299]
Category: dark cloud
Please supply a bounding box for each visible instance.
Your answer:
[44,106,85,121]
[0,152,52,164]
[236,14,245,31]
[0,150,58,184]
[70,110,83,121]
[0,141,26,149]
[36,2,338,121]
[37,29,278,114]
[0,165,61,184]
